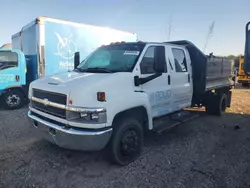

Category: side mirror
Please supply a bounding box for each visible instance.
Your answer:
[153,46,166,73]
[74,52,80,69]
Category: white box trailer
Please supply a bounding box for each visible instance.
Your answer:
[12,16,138,80]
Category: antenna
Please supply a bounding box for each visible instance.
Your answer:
[67,34,70,72]
[203,20,215,53]
[167,15,173,41]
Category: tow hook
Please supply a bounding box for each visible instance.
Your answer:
[49,128,56,136]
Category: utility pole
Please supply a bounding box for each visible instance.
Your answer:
[203,20,215,53]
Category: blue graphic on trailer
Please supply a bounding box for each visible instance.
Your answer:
[44,21,137,76]
[54,32,77,60]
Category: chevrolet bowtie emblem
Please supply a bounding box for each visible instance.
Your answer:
[43,98,49,106]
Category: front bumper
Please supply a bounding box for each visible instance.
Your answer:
[28,111,112,151]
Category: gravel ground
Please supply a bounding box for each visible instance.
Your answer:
[0,88,250,188]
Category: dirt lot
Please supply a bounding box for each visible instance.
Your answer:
[0,88,250,188]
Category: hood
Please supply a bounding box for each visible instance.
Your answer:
[30,70,136,108]
[31,70,133,97]
[41,71,111,86]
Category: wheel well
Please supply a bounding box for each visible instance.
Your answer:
[3,87,26,98]
[202,87,231,106]
[112,106,149,131]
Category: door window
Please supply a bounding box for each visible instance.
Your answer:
[0,52,18,71]
[140,46,155,74]
[172,48,187,72]
[140,46,167,74]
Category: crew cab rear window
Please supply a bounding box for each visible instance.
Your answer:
[0,51,18,70]
[172,48,187,72]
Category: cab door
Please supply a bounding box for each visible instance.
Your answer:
[139,45,173,118]
[167,46,193,111]
[0,50,24,91]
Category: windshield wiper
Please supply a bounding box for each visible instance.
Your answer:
[84,67,113,73]
[74,67,86,72]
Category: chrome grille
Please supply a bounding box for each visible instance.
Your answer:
[32,89,67,118]
[33,89,66,105]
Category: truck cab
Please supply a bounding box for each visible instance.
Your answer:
[28,41,233,165]
[0,49,27,109]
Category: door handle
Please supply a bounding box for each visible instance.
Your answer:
[188,74,190,82]
[168,75,171,85]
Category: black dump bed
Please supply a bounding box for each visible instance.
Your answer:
[167,40,234,95]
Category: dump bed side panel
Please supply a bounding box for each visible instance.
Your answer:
[206,57,234,80]
[43,19,137,76]
[205,56,234,90]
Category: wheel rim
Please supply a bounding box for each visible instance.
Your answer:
[6,94,21,107]
[120,128,139,159]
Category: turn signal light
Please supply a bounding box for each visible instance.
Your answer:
[97,92,106,102]
[68,99,73,105]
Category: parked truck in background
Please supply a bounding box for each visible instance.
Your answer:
[0,48,27,109]
[243,21,250,76]
[0,16,137,109]
[237,55,250,87]
[27,40,235,165]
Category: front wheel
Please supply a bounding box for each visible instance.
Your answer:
[108,117,144,166]
[2,90,25,110]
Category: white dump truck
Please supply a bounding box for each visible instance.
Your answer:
[28,41,235,165]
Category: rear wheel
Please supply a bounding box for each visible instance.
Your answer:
[206,94,227,116]
[2,90,25,110]
[108,117,144,166]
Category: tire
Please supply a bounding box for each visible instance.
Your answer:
[206,94,227,116]
[108,117,144,166]
[2,90,25,110]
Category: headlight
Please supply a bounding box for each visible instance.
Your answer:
[67,110,107,124]
[28,87,32,99]
[80,112,99,120]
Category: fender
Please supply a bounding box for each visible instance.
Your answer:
[107,91,153,130]
[0,85,28,98]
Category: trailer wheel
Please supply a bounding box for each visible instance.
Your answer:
[2,89,25,110]
[206,94,227,116]
[108,117,143,166]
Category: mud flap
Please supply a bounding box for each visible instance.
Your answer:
[227,90,232,107]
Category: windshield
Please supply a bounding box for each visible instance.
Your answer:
[77,43,145,73]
